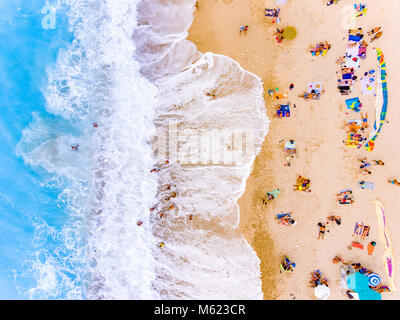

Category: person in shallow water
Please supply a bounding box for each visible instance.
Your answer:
[71,144,79,151]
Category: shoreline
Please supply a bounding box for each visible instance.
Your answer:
[189,0,400,300]
[188,0,281,299]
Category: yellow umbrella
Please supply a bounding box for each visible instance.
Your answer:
[282,26,297,40]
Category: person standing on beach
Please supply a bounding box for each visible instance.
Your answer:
[367,241,376,255]
[318,223,326,239]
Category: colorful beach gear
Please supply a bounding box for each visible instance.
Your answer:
[346,97,362,112]
[365,49,388,152]
[347,272,382,300]
[374,200,396,291]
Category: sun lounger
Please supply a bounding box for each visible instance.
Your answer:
[354,222,364,236]
[358,181,375,190]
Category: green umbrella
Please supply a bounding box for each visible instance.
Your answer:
[282,26,297,40]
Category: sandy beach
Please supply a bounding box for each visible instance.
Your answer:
[189,0,400,300]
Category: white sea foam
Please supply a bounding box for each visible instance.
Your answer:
[16,0,269,299]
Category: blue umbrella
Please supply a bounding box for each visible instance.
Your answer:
[368,273,381,287]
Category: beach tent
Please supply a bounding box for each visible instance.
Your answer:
[282,26,297,40]
[347,272,382,300]
[314,285,330,300]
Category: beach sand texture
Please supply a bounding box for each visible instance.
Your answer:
[188,0,400,299]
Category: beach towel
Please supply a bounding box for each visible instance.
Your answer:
[352,242,364,250]
[268,189,280,198]
[349,35,362,42]
[274,92,289,100]
[343,73,353,80]
[367,242,376,255]
[277,213,291,219]
[307,82,323,93]
[358,46,367,59]
[346,46,361,69]
[354,222,364,236]
[358,181,375,190]
[361,74,375,95]
[349,120,362,125]
[346,97,362,112]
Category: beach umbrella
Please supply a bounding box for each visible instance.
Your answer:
[368,273,382,287]
[282,26,297,40]
[314,285,330,300]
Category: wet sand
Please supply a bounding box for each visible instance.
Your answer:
[188,0,400,299]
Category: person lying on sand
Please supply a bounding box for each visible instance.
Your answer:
[388,179,400,186]
[327,0,340,5]
[368,27,381,36]
[373,160,385,166]
[327,216,342,225]
[371,31,383,42]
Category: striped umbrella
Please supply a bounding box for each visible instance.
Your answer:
[368,273,382,287]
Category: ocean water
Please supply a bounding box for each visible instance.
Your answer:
[0,0,269,299]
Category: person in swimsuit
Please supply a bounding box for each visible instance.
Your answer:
[371,31,383,42]
[368,27,381,36]
[318,223,326,239]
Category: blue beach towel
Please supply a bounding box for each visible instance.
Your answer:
[349,35,361,42]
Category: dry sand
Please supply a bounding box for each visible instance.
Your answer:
[188,0,400,300]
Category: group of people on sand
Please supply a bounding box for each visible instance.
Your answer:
[254,4,395,299]
[309,41,331,56]
[293,176,311,192]
[317,216,341,240]
[310,270,329,288]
